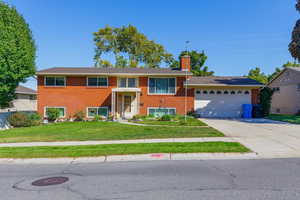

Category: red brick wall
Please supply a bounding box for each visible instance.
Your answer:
[139,77,194,115]
[251,89,260,104]
[37,76,194,118]
[37,76,116,118]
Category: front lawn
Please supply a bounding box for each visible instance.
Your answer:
[132,117,207,126]
[267,114,300,124]
[0,121,223,143]
[0,142,250,158]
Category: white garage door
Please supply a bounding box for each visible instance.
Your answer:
[194,89,251,118]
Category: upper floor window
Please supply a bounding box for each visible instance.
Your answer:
[45,76,65,86]
[118,78,137,88]
[149,78,176,94]
[87,77,108,87]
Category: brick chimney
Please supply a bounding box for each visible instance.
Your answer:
[180,55,191,71]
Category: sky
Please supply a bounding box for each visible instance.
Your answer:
[5,0,298,89]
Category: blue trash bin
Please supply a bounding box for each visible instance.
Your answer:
[242,104,253,118]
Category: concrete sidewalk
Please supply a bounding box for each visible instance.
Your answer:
[0,137,236,147]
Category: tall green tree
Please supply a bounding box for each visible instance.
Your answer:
[0,2,36,108]
[289,0,300,61]
[247,67,268,84]
[170,50,214,76]
[93,25,172,68]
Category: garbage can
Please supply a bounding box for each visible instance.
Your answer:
[242,104,253,118]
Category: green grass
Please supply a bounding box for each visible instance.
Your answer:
[132,117,207,126]
[267,114,300,124]
[0,121,223,143]
[0,142,250,158]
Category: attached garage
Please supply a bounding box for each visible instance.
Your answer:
[194,89,251,118]
[186,76,263,118]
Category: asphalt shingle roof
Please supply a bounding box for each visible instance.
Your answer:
[15,85,36,94]
[37,67,192,75]
[187,76,263,86]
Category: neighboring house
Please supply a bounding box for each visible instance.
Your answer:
[0,85,37,112]
[268,67,300,115]
[36,56,262,119]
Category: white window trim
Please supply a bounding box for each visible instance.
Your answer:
[86,107,109,118]
[117,77,139,88]
[147,107,177,115]
[86,76,108,87]
[44,76,66,87]
[147,77,177,95]
[44,106,66,118]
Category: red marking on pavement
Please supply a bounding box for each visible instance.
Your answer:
[151,154,164,158]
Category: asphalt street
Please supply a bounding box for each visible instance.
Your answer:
[2,158,300,200]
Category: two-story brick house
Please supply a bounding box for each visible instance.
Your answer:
[37,56,262,119]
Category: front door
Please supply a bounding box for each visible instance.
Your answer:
[123,95,133,119]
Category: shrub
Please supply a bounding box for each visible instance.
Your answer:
[187,111,198,118]
[27,112,42,126]
[132,114,146,120]
[74,111,85,121]
[8,112,31,127]
[93,115,104,121]
[159,114,171,121]
[148,114,155,118]
[260,87,274,116]
[46,108,61,122]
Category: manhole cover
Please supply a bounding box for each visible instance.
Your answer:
[31,176,69,186]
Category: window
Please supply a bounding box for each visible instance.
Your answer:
[276,108,281,113]
[148,107,176,117]
[237,90,242,94]
[203,90,208,94]
[224,91,229,94]
[231,91,236,95]
[209,90,215,94]
[87,77,108,87]
[273,87,280,93]
[149,78,176,94]
[217,91,222,94]
[196,90,201,94]
[45,107,65,117]
[29,95,36,100]
[244,91,250,95]
[297,84,300,91]
[118,78,137,88]
[87,107,108,118]
[45,76,65,86]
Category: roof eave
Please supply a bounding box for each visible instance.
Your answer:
[36,72,192,76]
[185,83,264,87]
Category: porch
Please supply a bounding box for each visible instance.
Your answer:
[111,88,141,119]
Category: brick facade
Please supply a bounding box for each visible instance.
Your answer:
[37,75,194,118]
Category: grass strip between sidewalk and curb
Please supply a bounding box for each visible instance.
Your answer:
[0,142,250,158]
[0,121,223,143]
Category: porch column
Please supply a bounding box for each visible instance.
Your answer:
[136,91,140,114]
[112,91,116,117]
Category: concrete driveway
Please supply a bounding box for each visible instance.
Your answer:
[201,118,300,158]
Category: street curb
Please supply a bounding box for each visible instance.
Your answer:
[0,152,258,164]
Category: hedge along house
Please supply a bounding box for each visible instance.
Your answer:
[37,56,262,119]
